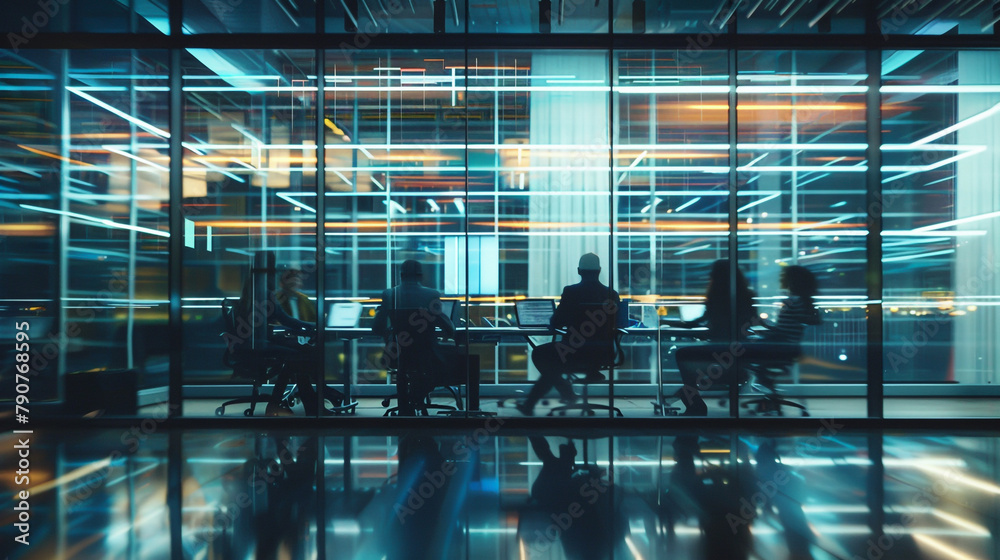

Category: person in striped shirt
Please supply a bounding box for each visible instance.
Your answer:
[752,265,821,355]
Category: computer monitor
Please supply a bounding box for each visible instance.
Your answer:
[327,302,363,328]
[514,299,556,328]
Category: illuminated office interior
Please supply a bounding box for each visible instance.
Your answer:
[2,0,1000,556]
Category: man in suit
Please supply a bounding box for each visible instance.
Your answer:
[517,253,621,416]
[373,260,476,415]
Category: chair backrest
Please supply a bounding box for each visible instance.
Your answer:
[567,302,622,368]
[387,307,438,372]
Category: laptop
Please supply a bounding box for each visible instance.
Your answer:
[327,302,363,328]
[514,299,556,328]
[439,299,462,324]
[679,304,705,322]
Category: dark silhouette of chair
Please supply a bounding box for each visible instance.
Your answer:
[548,303,626,417]
[381,307,462,416]
[741,354,809,416]
[217,298,289,416]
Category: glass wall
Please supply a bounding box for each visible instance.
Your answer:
[180,49,318,413]
[0,49,170,409]
[2,4,1000,419]
[882,50,1000,417]
[737,50,869,414]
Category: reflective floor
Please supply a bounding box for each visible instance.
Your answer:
[3,426,1000,559]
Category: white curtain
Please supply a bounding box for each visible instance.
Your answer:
[527,52,612,297]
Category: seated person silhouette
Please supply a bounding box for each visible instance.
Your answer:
[672,259,758,415]
[744,265,821,360]
[235,265,345,416]
[373,259,472,415]
[517,253,621,416]
[524,436,623,559]
[275,268,317,322]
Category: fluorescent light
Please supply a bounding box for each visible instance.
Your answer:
[737,192,781,212]
[101,146,169,172]
[674,243,712,256]
[911,210,1000,232]
[191,158,245,183]
[427,199,440,212]
[20,204,169,238]
[883,85,1000,93]
[614,85,729,94]
[674,197,702,212]
[67,87,170,139]
[910,101,1000,146]
[453,198,465,214]
[744,153,769,167]
[639,197,662,214]
[381,200,407,214]
[737,85,867,93]
[882,249,955,262]
[277,192,316,213]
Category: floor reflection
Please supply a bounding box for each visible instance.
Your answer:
[3,429,999,559]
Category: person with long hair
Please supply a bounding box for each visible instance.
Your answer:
[672,260,758,415]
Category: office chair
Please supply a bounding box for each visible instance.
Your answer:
[548,303,626,417]
[381,307,463,416]
[217,298,291,416]
[741,355,809,416]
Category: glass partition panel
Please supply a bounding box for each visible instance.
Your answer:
[181,49,318,416]
[0,49,62,403]
[467,50,613,416]
[737,50,869,417]
[882,50,1000,417]
[62,50,171,397]
[325,51,470,416]
[614,50,732,416]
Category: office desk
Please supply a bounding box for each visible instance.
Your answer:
[328,327,488,413]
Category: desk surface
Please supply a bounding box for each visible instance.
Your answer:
[325,326,700,339]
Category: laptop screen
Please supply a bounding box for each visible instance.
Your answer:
[439,300,455,323]
[679,304,706,322]
[327,302,363,328]
[515,299,555,328]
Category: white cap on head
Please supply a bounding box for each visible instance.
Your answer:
[578,253,601,271]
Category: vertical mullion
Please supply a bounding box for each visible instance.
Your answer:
[167,2,183,420]
[608,48,616,418]
[728,47,739,419]
[865,47,884,419]
[316,49,327,417]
